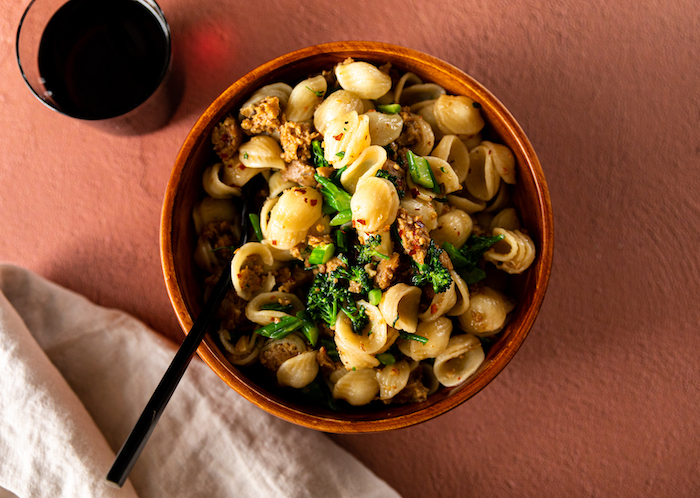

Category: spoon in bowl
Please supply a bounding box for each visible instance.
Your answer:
[106,175,262,487]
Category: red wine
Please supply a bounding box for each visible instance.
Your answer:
[37,0,169,120]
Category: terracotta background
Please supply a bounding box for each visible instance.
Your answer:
[2,0,699,496]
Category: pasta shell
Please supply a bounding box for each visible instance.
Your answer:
[332,368,380,406]
[202,163,242,198]
[433,95,485,136]
[433,334,485,387]
[231,242,275,300]
[269,187,323,231]
[340,145,387,193]
[465,144,502,201]
[447,270,470,317]
[277,351,319,388]
[484,228,536,275]
[313,90,364,136]
[376,360,411,400]
[378,283,422,333]
[418,280,457,322]
[335,61,392,100]
[393,72,423,105]
[220,155,262,188]
[480,141,516,184]
[457,286,515,336]
[351,176,400,233]
[398,317,452,361]
[399,197,438,231]
[238,136,286,170]
[246,291,304,325]
[286,75,327,122]
[399,83,446,107]
[446,191,487,214]
[364,110,404,147]
[323,111,371,169]
[192,196,238,236]
[431,135,470,183]
[489,207,521,232]
[239,82,293,116]
[430,209,473,248]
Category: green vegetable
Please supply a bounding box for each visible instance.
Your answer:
[411,240,453,293]
[368,288,382,306]
[306,267,369,333]
[355,234,390,264]
[255,316,303,339]
[329,209,352,226]
[375,169,405,198]
[335,151,345,158]
[308,243,335,265]
[299,376,339,411]
[376,103,401,114]
[376,352,396,365]
[314,174,352,213]
[443,233,505,284]
[335,227,349,253]
[399,332,429,344]
[311,140,329,169]
[305,86,324,98]
[333,256,372,294]
[260,302,295,313]
[321,339,340,361]
[296,311,319,347]
[406,150,435,190]
[248,213,263,241]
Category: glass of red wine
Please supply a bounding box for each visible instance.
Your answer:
[16,0,176,134]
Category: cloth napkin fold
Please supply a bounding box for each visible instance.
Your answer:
[0,264,399,498]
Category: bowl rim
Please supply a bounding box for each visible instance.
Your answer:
[161,41,554,433]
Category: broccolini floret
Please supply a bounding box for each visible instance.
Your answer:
[442,233,505,284]
[411,240,453,293]
[306,260,369,333]
[355,234,390,265]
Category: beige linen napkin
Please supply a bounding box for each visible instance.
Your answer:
[0,264,399,498]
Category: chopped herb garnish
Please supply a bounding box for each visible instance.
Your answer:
[305,86,324,98]
[248,213,263,241]
[243,152,249,159]
[399,332,429,344]
[376,103,401,114]
[336,151,345,158]
[376,352,396,365]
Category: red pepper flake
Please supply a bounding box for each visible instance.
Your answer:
[310,199,318,206]
[271,240,278,246]
[410,188,419,198]
[297,188,306,194]
[430,304,438,314]
[333,132,344,141]
[220,153,228,159]
[357,219,366,225]
[238,164,246,170]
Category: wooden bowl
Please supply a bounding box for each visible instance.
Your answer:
[161,41,553,433]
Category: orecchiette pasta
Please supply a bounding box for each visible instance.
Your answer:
[193,59,537,409]
[433,334,485,387]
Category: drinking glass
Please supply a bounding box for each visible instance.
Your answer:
[16,0,177,134]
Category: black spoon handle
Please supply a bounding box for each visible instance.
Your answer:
[106,177,260,487]
[106,264,231,487]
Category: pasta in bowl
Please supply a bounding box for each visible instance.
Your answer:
[161,42,553,432]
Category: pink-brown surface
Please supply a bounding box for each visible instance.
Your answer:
[1,0,698,496]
